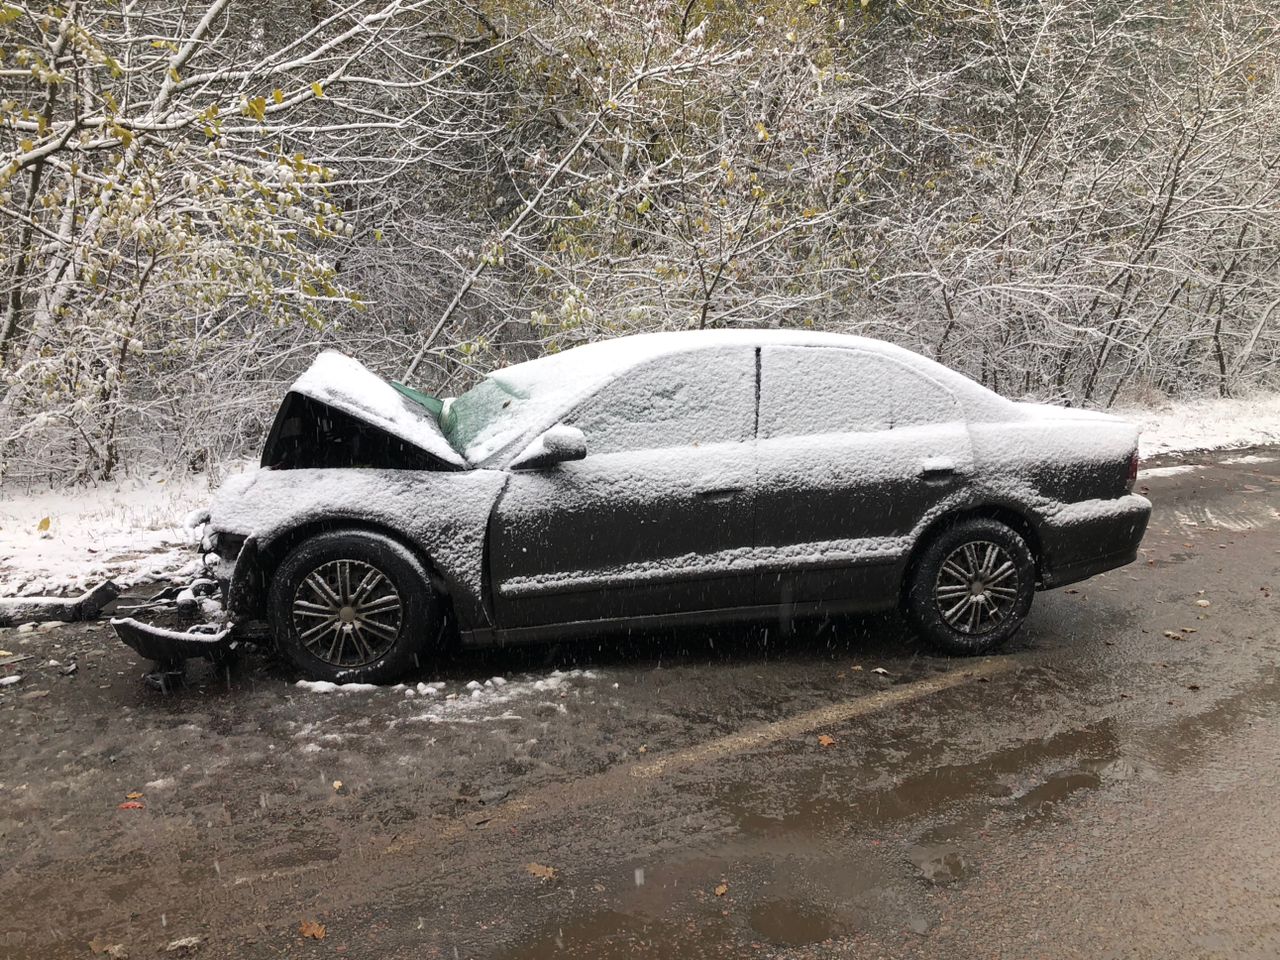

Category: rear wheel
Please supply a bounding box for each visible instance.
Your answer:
[269,530,440,683]
[904,518,1035,655]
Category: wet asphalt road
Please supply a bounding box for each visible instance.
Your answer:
[2,447,1279,959]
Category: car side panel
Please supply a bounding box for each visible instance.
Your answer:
[966,419,1149,582]
[208,467,509,630]
[488,441,759,627]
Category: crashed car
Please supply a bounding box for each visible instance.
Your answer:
[114,330,1151,682]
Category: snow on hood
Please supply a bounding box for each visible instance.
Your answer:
[290,351,466,468]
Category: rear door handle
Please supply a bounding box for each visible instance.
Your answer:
[697,486,744,501]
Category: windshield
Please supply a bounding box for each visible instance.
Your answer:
[442,376,546,463]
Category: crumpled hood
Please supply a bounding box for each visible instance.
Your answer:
[289,350,465,468]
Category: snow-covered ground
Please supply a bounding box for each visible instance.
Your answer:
[1,394,1277,597]
[1117,392,1280,458]
[0,463,253,597]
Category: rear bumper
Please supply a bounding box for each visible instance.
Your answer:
[1039,494,1151,589]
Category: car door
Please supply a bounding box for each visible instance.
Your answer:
[489,346,759,629]
[754,345,974,608]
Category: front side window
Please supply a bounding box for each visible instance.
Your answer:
[566,348,756,455]
[759,346,959,439]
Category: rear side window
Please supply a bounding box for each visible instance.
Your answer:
[759,346,959,438]
[566,348,755,454]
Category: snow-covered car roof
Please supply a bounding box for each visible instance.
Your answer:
[287,331,1014,470]
[457,329,1013,464]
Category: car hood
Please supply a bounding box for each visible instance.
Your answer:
[287,351,466,468]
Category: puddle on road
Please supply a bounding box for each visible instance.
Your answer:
[713,719,1123,840]
[500,908,734,959]
[748,898,842,945]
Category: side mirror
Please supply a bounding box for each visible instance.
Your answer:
[510,424,587,470]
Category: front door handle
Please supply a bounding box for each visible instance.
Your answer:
[919,457,957,483]
[697,486,744,501]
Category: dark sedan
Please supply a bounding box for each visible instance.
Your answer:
[114,330,1150,682]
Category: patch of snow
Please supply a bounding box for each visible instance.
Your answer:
[1045,493,1151,525]
[0,675,21,687]
[403,669,600,724]
[0,465,252,596]
[144,777,176,791]
[294,679,382,694]
[1137,464,1201,479]
[1115,392,1280,457]
[1220,454,1277,465]
[291,351,465,467]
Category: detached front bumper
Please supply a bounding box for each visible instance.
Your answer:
[112,617,236,665]
[111,525,255,666]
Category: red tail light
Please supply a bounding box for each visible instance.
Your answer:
[1126,450,1139,491]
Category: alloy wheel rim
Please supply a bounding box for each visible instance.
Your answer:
[933,540,1019,636]
[291,559,403,666]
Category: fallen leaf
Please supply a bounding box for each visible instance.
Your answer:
[1162,630,1183,640]
[332,779,343,791]
[165,936,204,953]
[637,744,647,754]
[714,882,729,897]
[117,800,144,810]
[1187,684,1201,691]
[526,862,557,881]
[851,665,863,672]
[37,516,50,532]
[1195,599,1211,608]
[90,936,129,958]
[871,667,889,676]
[298,920,326,941]
[125,792,143,800]
[817,735,836,747]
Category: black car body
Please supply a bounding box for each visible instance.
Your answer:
[115,331,1150,681]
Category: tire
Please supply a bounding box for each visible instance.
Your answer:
[268,530,441,683]
[904,517,1036,656]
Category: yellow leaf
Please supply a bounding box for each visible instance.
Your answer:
[168,66,179,83]
[714,882,729,896]
[245,96,266,122]
[332,779,343,791]
[817,734,836,747]
[125,791,143,800]
[272,88,283,105]
[298,920,326,940]
[526,862,557,880]
[36,516,50,531]
[19,138,33,152]
[311,81,324,98]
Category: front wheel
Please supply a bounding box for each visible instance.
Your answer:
[904,518,1036,656]
[269,530,440,683]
